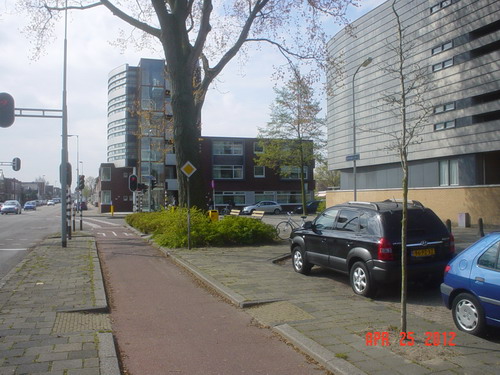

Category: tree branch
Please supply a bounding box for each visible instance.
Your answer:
[100,0,161,38]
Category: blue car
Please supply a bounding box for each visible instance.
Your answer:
[441,232,500,336]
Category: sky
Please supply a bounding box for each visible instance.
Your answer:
[0,0,385,187]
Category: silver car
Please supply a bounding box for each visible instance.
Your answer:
[241,201,282,215]
[1,200,22,215]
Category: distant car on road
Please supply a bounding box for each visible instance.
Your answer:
[441,232,500,336]
[23,201,37,211]
[47,200,55,206]
[294,200,323,215]
[1,200,22,215]
[241,201,282,215]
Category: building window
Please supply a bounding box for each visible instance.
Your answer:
[434,120,456,131]
[431,41,453,55]
[213,165,243,179]
[253,142,264,153]
[214,191,246,206]
[101,190,112,205]
[100,167,111,181]
[254,166,265,178]
[434,102,455,113]
[276,191,302,204]
[430,0,453,14]
[439,159,459,186]
[432,58,454,72]
[280,166,308,180]
[255,192,275,202]
[212,140,243,155]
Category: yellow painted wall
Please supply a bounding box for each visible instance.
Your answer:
[325,186,500,226]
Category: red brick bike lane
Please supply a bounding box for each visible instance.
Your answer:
[95,226,329,375]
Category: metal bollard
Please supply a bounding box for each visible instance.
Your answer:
[478,218,484,237]
[445,219,452,234]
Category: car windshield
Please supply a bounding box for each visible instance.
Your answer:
[5,201,17,205]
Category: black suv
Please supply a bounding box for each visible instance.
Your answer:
[290,200,455,298]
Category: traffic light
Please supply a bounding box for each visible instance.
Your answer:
[0,92,15,128]
[78,175,85,190]
[151,178,157,190]
[128,174,138,192]
[12,157,21,171]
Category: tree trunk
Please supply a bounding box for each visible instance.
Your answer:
[401,154,408,334]
[159,10,206,209]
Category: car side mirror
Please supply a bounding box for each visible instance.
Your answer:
[303,221,313,230]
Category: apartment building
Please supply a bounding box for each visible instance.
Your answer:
[102,59,315,212]
[326,0,500,224]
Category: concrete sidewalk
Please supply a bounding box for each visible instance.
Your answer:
[161,226,500,375]
[0,234,120,375]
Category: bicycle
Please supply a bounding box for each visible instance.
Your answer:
[275,212,306,240]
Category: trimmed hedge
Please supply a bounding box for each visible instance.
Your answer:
[125,207,277,248]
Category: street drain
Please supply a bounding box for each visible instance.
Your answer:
[246,301,314,326]
[52,312,111,334]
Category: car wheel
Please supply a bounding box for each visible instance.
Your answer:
[350,261,376,298]
[292,246,311,275]
[452,293,485,336]
[273,208,281,215]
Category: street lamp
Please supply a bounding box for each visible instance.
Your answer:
[352,57,373,201]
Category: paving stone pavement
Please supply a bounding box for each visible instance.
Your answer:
[0,234,119,375]
[162,225,500,375]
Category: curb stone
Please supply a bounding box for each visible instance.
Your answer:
[275,324,368,375]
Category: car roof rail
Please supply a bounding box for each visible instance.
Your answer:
[346,201,380,210]
[382,199,425,208]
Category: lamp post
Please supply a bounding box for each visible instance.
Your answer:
[352,57,373,201]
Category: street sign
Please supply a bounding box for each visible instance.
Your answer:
[181,161,197,177]
[346,153,360,162]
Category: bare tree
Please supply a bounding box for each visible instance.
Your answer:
[16,0,356,208]
[377,0,433,333]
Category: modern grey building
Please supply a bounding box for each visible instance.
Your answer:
[326,0,500,224]
[106,58,174,211]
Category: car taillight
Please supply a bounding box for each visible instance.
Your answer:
[378,237,394,261]
[444,265,451,274]
[449,233,455,254]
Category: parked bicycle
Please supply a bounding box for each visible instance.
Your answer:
[220,204,233,215]
[275,212,306,240]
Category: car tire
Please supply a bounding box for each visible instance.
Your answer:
[292,246,311,275]
[452,293,485,336]
[350,261,376,298]
[274,208,281,215]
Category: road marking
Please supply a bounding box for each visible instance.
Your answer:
[111,232,117,237]
[83,221,103,229]
[97,233,106,237]
[85,218,121,226]
[0,248,28,251]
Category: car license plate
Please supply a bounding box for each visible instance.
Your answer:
[412,248,435,257]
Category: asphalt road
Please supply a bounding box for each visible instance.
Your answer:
[0,204,60,278]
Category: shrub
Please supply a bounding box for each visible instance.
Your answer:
[126,208,277,248]
[316,200,326,213]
